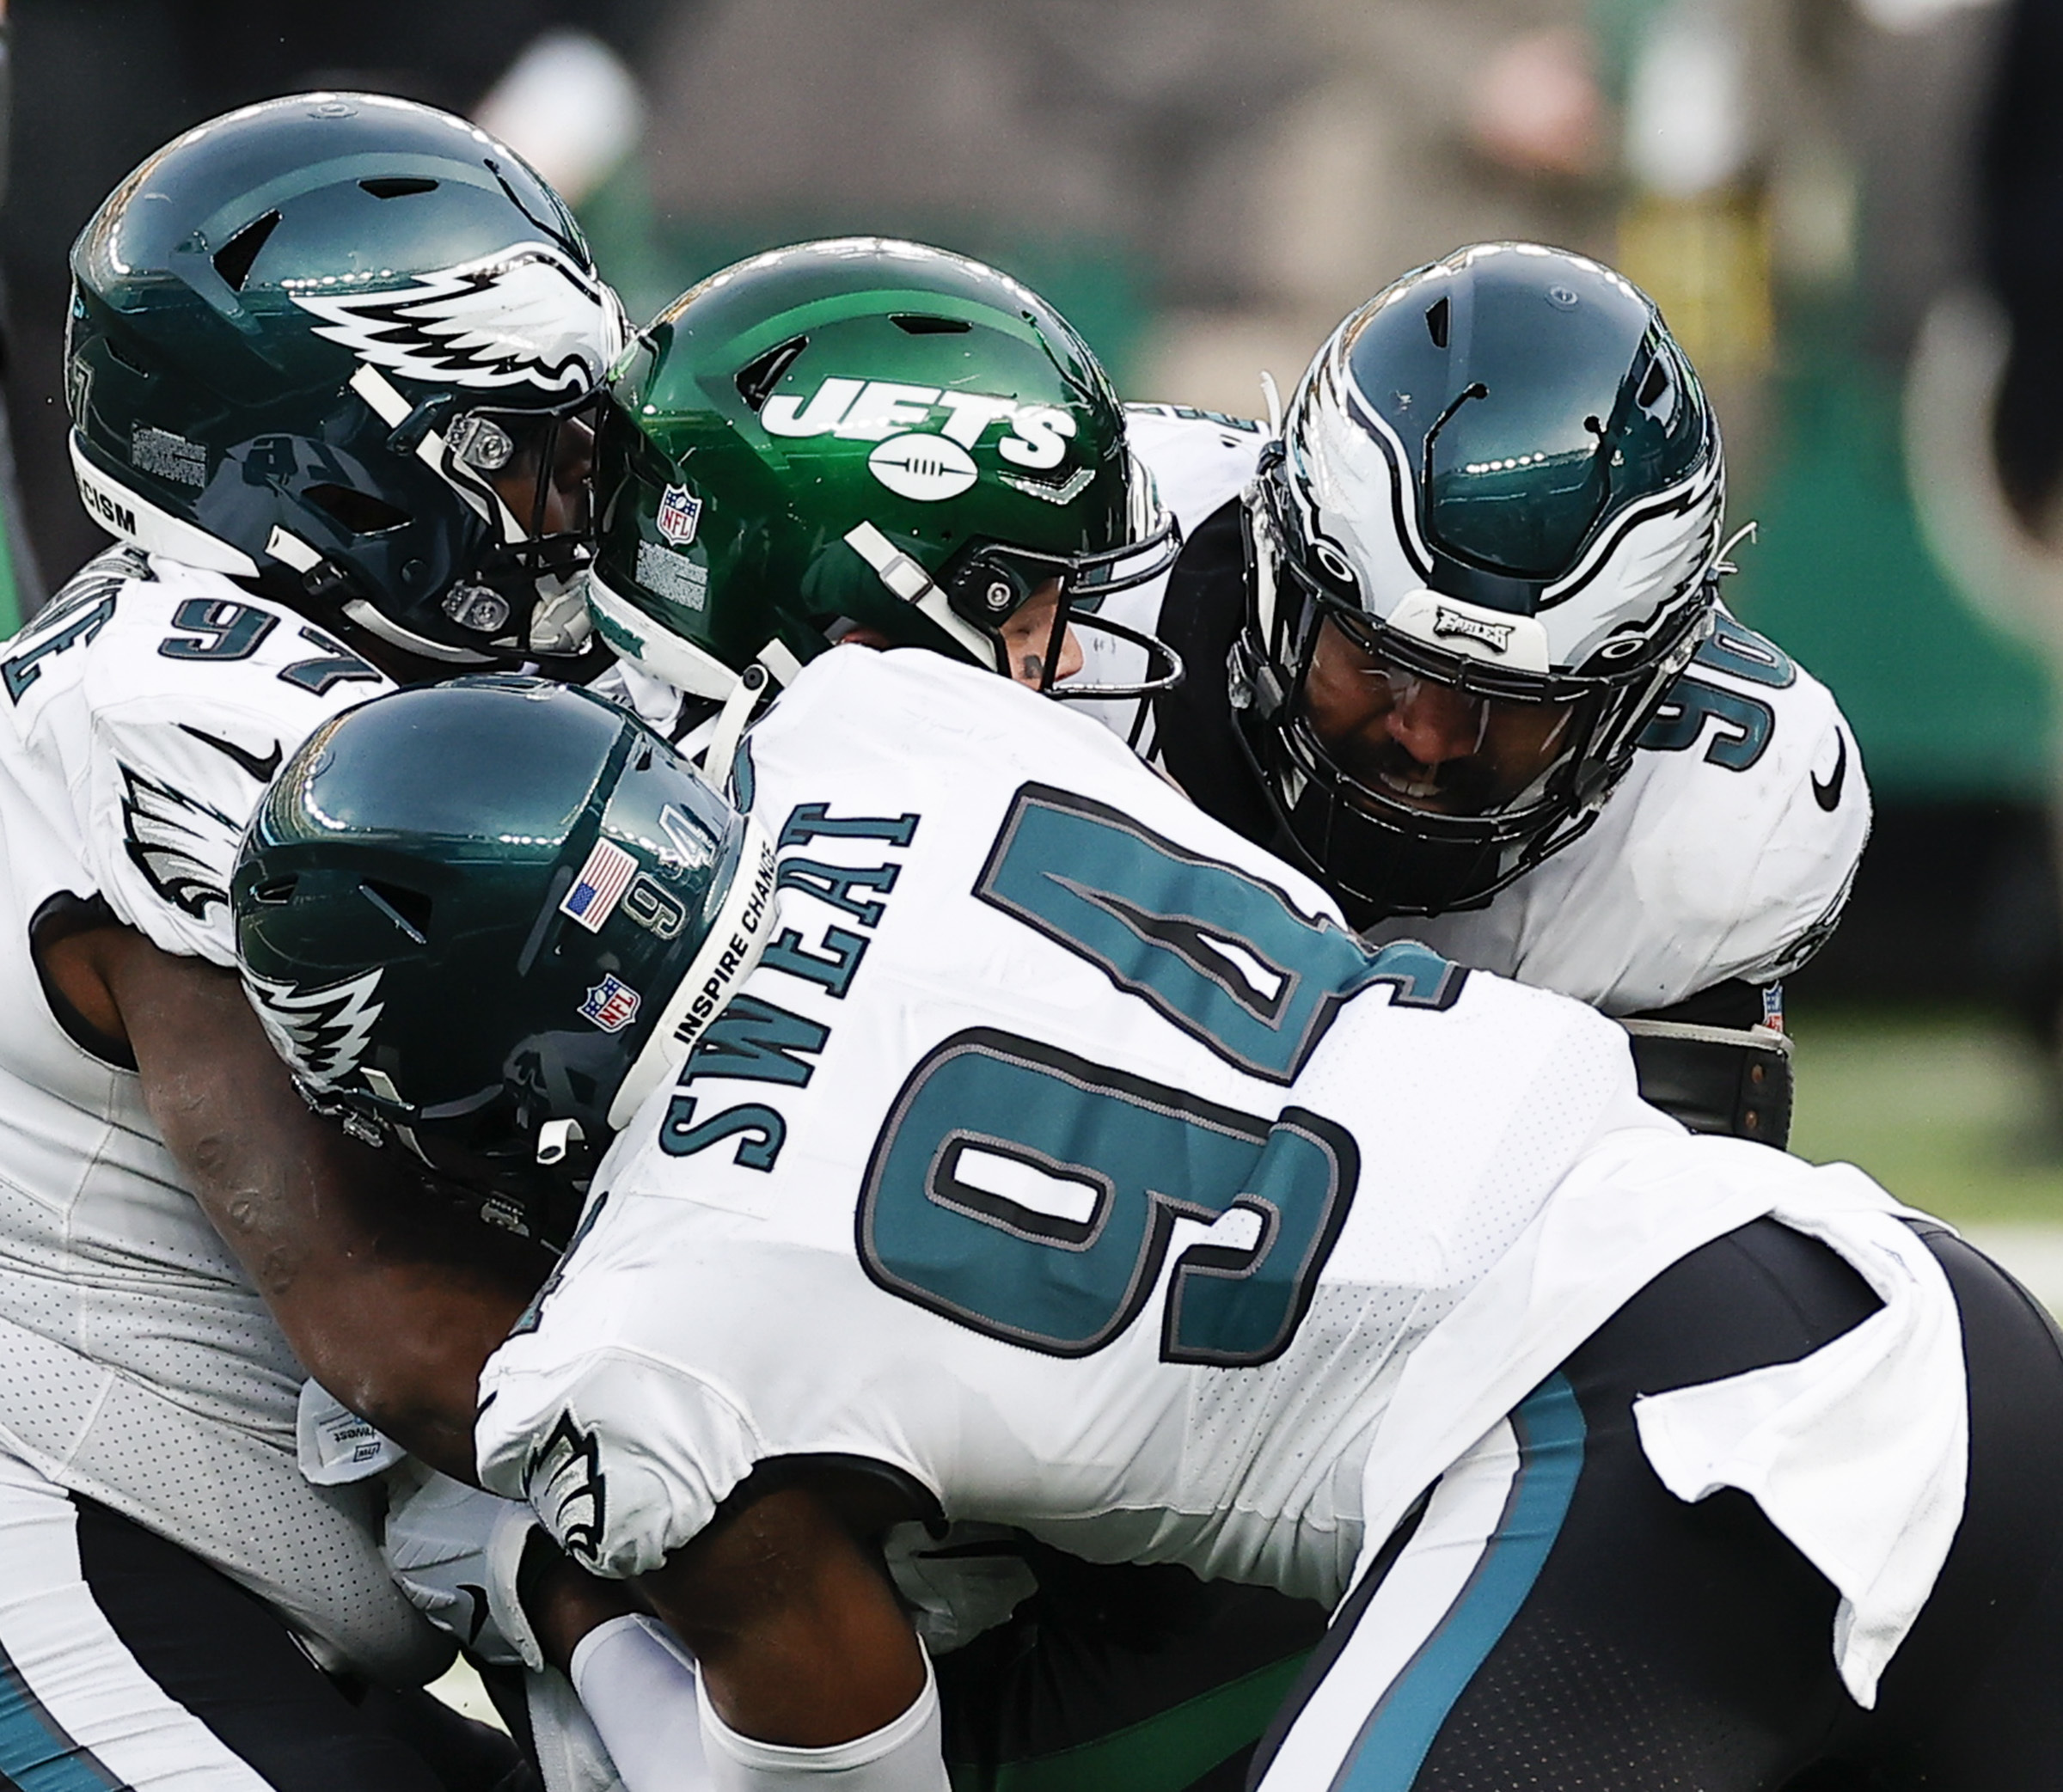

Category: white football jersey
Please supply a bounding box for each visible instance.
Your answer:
[1070,408,1870,1014]
[0,550,439,1677]
[477,648,1677,1606]
[1360,629,1866,1012]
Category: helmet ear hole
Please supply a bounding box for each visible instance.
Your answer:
[211,211,281,291]
[308,484,411,536]
[734,336,808,413]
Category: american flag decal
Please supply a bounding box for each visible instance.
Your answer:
[560,838,639,932]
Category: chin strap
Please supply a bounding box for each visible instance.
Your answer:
[842,522,1005,672]
[699,658,777,783]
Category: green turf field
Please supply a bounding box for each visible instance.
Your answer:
[1791,1010,2063,1224]
[1791,1008,2063,1314]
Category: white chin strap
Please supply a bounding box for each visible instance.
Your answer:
[606,821,780,1130]
[349,364,528,542]
[583,566,801,775]
[843,522,1006,673]
[698,660,770,782]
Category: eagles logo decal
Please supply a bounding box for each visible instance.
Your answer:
[524,1411,608,1567]
[242,967,386,1091]
[291,246,627,395]
[119,764,240,920]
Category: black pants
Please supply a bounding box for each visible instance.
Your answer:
[0,1480,528,1792]
[1250,1219,2063,1789]
[936,1544,1326,1792]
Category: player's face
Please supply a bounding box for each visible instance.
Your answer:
[1001,578,1085,689]
[485,412,596,538]
[1300,616,1576,816]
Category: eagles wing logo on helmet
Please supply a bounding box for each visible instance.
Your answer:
[291,246,627,394]
[242,967,386,1090]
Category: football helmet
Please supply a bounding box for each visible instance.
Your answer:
[67,93,629,671]
[1236,243,1724,919]
[233,678,775,1245]
[584,236,1179,708]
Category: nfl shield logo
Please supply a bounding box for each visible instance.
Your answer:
[578,974,642,1034]
[656,484,701,547]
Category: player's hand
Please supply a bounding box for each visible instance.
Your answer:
[382,1467,547,1669]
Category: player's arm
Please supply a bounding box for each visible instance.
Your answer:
[45,918,538,1480]
[634,1479,941,1779]
[498,1479,940,1792]
[1620,978,1793,1147]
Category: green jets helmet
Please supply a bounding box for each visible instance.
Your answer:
[1236,242,1723,920]
[67,92,629,671]
[233,678,776,1245]
[584,236,1179,708]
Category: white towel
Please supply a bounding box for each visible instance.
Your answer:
[1634,1171,1966,1708]
[1353,1134,1966,1709]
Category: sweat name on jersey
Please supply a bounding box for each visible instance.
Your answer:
[660,801,920,1172]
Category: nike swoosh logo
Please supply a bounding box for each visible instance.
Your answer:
[180,724,284,784]
[1811,730,1847,811]
[456,1583,489,1647]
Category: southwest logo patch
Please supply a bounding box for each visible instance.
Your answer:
[579,974,641,1034]
[560,839,639,933]
[656,484,701,546]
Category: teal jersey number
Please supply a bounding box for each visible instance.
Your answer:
[858,1030,1356,1365]
[859,782,1465,1364]
[1638,616,1797,772]
[976,784,1465,1084]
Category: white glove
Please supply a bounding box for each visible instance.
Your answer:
[881,1522,1037,1656]
[382,1468,546,1669]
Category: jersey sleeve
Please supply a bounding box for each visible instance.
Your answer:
[28,563,390,966]
[477,1343,762,1581]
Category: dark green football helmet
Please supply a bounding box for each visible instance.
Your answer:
[1237,242,1723,920]
[234,678,775,1245]
[584,237,1179,708]
[68,92,628,670]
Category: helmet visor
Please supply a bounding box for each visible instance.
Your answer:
[1297,614,1589,818]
